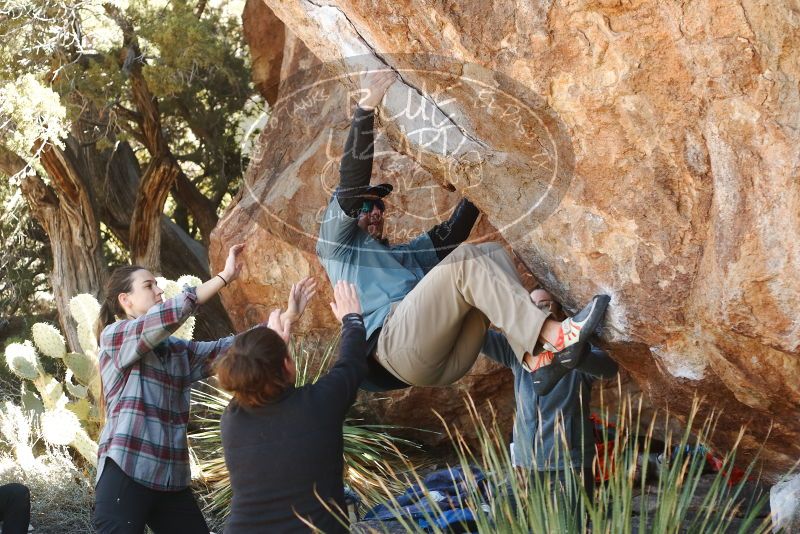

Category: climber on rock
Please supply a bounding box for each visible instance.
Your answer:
[315,69,610,393]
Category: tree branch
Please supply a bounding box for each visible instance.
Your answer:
[129,155,180,269]
[113,103,143,125]
[196,0,208,18]
[104,2,184,269]
[171,172,218,245]
[0,147,27,177]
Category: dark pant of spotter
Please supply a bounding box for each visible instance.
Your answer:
[93,459,209,534]
[0,483,30,534]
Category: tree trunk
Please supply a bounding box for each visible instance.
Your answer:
[171,172,219,245]
[129,155,181,269]
[17,136,234,343]
[0,148,26,177]
[98,142,234,339]
[20,145,107,352]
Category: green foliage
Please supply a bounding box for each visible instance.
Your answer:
[189,337,419,528]
[133,0,244,98]
[0,0,258,313]
[0,184,52,318]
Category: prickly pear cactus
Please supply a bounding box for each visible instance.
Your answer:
[64,369,88,399]
[20,383,43,414]
[69,294,100,358]
[68,294,101,336]
[4,341,43,381]
[40,407,80,446]
[31,323,66,360]
[3,276,200,467]
[3,317,94,464]
[158,275,201,340]
[63,351,99,399]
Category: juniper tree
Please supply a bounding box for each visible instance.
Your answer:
[0,0,261,346]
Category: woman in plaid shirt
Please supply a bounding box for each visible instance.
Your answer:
[92,243,316,533]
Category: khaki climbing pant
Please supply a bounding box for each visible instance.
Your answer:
[375,242,549,386]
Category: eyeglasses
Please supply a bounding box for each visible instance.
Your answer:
[359,199,385,214]
[535,300,559,314]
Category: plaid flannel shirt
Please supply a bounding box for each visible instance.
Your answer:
[96,287,234,491]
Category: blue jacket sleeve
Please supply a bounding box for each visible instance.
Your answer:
[576,345,618,379]
[480,330,520,370]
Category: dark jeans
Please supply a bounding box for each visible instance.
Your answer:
[93,459,209,534]
[0,483,30,534]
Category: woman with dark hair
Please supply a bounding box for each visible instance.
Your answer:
[217,280,366,534]
[93,242,317,534]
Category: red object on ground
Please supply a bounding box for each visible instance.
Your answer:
[591,414,617,483]
[705,454,748,486]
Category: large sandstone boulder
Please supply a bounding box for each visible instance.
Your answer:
[214,8,543,444]
[216,0,800,479]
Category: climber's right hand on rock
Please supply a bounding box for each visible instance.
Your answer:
[329,280,362,323]
[358,70,395,110]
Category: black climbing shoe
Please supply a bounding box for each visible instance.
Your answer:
[543,295,611,354]
[553,342,590,370]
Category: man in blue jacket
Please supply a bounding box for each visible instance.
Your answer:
[482,288,618,515]
[316,70,610,393]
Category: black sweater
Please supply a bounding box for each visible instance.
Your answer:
[220,314,367,533]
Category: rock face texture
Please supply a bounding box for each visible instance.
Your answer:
[214,6,540,443]
[215,0,800,479]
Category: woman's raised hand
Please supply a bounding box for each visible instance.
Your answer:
[198,243,245,305]
[283,277,317,324]
[329,281,362,323]
[220,244,245,283]
[267,309,291,344]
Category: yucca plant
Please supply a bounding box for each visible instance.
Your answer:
[354,386,772,534]
[188,336,420,527]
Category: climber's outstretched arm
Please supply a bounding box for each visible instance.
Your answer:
[335,70,395,215]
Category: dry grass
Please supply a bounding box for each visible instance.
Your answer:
[0,448,94,533]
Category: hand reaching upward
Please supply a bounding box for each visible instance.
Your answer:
[283,277,317,324]
[220,244,245,283]
[267,309,291,344]
[329,281,362,323]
